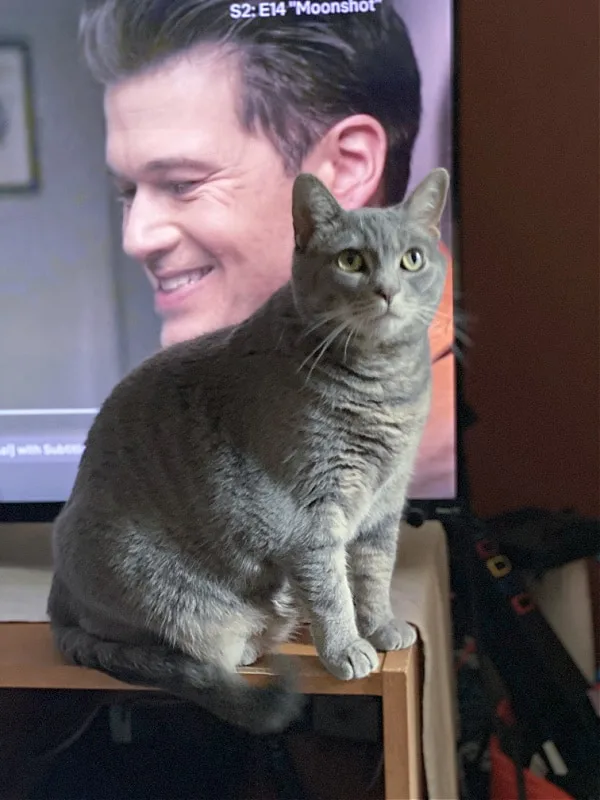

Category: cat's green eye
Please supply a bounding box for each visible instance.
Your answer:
[337,249,365,273]
[400,248,425,272]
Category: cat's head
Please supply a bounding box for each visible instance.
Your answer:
[291,168,450,348]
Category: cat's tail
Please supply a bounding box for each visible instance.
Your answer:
[50,622,304,735]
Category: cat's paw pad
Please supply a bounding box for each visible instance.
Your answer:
[322,638,379,680]
[368,620,417,651]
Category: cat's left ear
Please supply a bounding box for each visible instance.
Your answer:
[292,173,342,251]
[401,168,450,237]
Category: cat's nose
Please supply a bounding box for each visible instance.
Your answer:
[374,288,394,306]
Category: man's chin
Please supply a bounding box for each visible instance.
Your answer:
[159,313,228,348]
[158,295,272,348]
[161,320,202,348]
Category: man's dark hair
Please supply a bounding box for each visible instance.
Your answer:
[80,0,421,203]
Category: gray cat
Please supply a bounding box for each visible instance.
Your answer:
[47,167,450,734]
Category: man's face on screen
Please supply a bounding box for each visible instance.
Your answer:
[104,50,298,348]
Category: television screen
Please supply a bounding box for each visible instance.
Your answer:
[0,0,457,518]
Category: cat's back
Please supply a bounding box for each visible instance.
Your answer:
[89,286,295,442]
[67,293,295,511]
[89,329,227,437]
[67,327,243,505]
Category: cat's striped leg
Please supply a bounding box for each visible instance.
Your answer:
[285,508,379,681]
[349,517,417,651]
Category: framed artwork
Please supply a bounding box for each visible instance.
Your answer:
[0,41,39,192]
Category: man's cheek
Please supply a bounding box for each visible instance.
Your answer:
[188,215,247,256]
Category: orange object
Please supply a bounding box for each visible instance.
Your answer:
[489,735,575,800]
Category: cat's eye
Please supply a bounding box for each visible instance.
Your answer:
[400,248,425,272]
[337,249,365,273]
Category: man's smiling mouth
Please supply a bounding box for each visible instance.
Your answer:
[155,266,214,293]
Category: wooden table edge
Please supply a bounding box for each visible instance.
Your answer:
[0,622,422,697]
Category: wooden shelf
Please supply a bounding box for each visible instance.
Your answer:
[0,622,420,799]
[0,622,404,696]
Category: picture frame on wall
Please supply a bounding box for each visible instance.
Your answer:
[0,40,39,192]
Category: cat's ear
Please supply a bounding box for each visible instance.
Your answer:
[292,173,342,251]
[401,168,450,237]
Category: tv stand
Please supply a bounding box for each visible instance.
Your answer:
[0,622,420,799]
[0,520,458,799]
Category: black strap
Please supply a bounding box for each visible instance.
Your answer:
[444,512,600,799]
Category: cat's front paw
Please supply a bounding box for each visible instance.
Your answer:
[321,638,379,680]
[368,620,417,651]
[238,641,263,667]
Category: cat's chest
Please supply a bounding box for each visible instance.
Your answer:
[334,397,426,507]
[307,403,416,503]
[334,399,421,461]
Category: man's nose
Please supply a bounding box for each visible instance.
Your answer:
[122,189,179,262]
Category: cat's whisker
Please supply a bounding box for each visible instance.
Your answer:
[315,321,351,376]
[430,318,453,334]
[352,303,378,318]
[302,320,349,384]
[413,306,441,327]
[301,311,347,340]
[304,342,333,385]
[314,320,349,365]
[424,320,473,358]
[426,305,473,348]
[297,328,337,375]
[454,327,473,347]
[343,325,358,364]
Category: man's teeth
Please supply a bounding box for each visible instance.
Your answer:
[158,268,211,293]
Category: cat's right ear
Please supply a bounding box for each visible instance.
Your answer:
[401,167,450,238]
[292,173,342,252]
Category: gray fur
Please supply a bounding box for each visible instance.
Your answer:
[48,168,450,734]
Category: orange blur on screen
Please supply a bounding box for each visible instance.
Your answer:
[408,241,456,499]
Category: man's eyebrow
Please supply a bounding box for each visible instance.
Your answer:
[144,157,214,173]
[107,158,214,181]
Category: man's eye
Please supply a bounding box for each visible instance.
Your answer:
[167,181,198,196]
[115,187,135,205]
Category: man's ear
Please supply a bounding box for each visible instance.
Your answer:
[301,114,387,210]
[401,168,450,236]
[292,173,341,251]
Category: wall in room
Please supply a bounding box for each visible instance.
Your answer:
[0,0,160,410]
[0,0,123,408]
[459,0,599,517]
[0,0,161,503]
